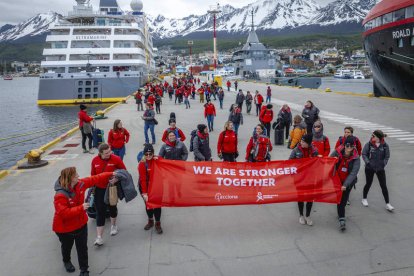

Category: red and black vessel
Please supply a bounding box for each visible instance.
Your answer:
[363,0,414,100]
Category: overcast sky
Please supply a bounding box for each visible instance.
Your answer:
[0,0,334,26]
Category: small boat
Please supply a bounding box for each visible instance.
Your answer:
[352,70,365,79]
[3,75,13,80]
[334,69,352,79]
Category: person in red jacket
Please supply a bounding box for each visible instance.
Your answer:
[259,104,274,138]
[78,104,94,154]
[107,119,130,160]
[138,144,163,234]
[161,118,186,143]
[53,167,117,275]
[147,92,156,106]
[254,91,264,116]
[91,143,126,246]
[245,124,273,162]
[226,80,231,91]
[217,121,238,162]
[311,121,331,157]
[335,126,362,156]
[204,100,216,132]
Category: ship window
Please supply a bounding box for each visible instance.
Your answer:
[78,81,83,86]
[393,9,405,22]
[85,88,91,93]
[94,87,98,92]
[78,88,83,93]
[382,13,393,24]
[411,37,414,46]
[374,17,382,27]
[78,95,83,99]
[86,81,91,86]
[93,94,98,98]
[398,38,404,48]
[85,94,91,99]
[94,81,98,85]
[407,6,414,18]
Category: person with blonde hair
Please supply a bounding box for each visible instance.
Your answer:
[217,121,238,162]
[53,167,117,275]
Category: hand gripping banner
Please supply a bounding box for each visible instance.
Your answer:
[147,157,342,208]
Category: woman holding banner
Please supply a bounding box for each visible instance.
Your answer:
[289,134,318,226]
[138,144,163,234]
[245,124,272,162]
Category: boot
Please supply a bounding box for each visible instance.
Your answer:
[144,219,154,230]
[79,271,89,276]
[64,261,75,273]
[155,221,163,234]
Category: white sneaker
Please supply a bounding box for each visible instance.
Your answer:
[305,217,313,226]
[299,216,306,225]
[88,149,95,154]
[386,203,394,212]
[361,198,369,207]
[110,225,118,236]
[94,236,103,246]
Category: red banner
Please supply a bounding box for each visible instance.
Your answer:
[147,158,342,208]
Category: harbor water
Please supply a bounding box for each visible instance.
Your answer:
[319,77,373,93]
[0,77,109,169]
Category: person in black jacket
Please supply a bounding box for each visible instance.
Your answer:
[330,136,361,231]
[361,130,393,211]
[302,100,319,134]
[235,90,245,111]
[159,130,188,161]
[228,104,243,135]
[193,124,212,161]
[278,104,292,142]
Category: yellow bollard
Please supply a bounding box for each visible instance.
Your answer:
[325,88,332,92]
[367,92,374,97]
[18,149,48,169]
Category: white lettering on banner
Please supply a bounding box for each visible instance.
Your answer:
[193,166,212,175]
[217,178,276,187]
[214,193,239,202]
[238,167,297,176]
[392,28,411,39]
[74,35,108,40]
[257,192,278,202]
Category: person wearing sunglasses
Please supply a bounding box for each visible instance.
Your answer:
[330,136,361,232]
[311,121,330,157]
[138,144,164,234]
[335,126,363,156]
[361,130,393,211]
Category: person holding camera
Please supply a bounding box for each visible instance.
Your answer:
[53,167,118,276]
[217,121,238,162]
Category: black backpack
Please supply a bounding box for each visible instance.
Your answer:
[189,130,198,152]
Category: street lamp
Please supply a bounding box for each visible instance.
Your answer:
[188,40,193,76]
[208,3,221,71]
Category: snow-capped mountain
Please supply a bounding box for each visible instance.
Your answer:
[0,12,61,42]
[0,0,378,43]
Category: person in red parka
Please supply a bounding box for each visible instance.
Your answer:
[107,119,130,160]
[226,80,231,91]
[147,93,156,106]
[204,100,216,132]
[259,104,274,138]
[217,121,238,162]
[138,144,163,234]
[161,118,186,143]
[335,126,362,156]
[245,124,273,162]
[53,167,117,275]
[78,104,94,154]
[311,121,330,157]
[254,90,264,116]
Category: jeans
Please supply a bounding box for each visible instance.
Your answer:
[137,102,143,111]
[266,95,271,103]
[144,123,156,144]
[112,146,126,160]
[363,168,389,203]
[206,115,214,131]
[95,187,118,227]
[256,104,262,116]
[246,102,252,113]
[56,225,88,272]
[233,123,240,134]
[80,127,93,150]
[219,99,223,109]
[185,98,190,108]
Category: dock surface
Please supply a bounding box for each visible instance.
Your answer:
[1,80,414,276]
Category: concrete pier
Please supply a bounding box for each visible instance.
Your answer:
[1,80,414,276]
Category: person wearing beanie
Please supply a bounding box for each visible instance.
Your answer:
[361,130,393,211]
[159,129,189,161]
[78,104,94,154]
[335,126,363,156]
[193,124,212,162]
[330,135,361,231]
[161,118,186,143]
[289,133,319,226]
[138,144,163,234]
[259,104,274,138]
[311,121,330,157]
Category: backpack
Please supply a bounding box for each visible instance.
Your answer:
[137,151,144,162]
[189,129,198,152]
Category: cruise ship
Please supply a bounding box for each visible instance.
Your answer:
[363,0,414,100]
[38,0,155,105]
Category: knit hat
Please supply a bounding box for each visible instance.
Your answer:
[197,124,207,133]
[169,118,176,125]
[373,130,386,140]
[80,104,87,110]
[143,144,154,154]
[344,136,355,146]
[301,134,313,145]
[267,104,273,109]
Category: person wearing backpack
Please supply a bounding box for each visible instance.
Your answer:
[159,130,189,161]
[142,103,156,145]
[217,121,238,162]
[335,126,363,156]
[204,100,216,132]
[289,115,307,149]
[78,104,94,154]
[161,118,186,143]
[192,124,212,161]
[154,93,162,114]
[107,119,130,160]
[228,104,243,135]
[330,136,361,231]
[138,144,164,234]
[259,104,274,138]
[361,130,393,211]
[53,167,118,276]
[311,121,330,157]
[245,124,273,162]
[289,134,319,227]
[277,104,292,142]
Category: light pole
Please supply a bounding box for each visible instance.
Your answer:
[188,40,193,76]
[208,3,221,71]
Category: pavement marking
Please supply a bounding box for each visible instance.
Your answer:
[397,137,414,141]
[388,134,414,137]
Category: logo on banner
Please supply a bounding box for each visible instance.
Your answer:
[214,193,239,202]
[257,192,278,202]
